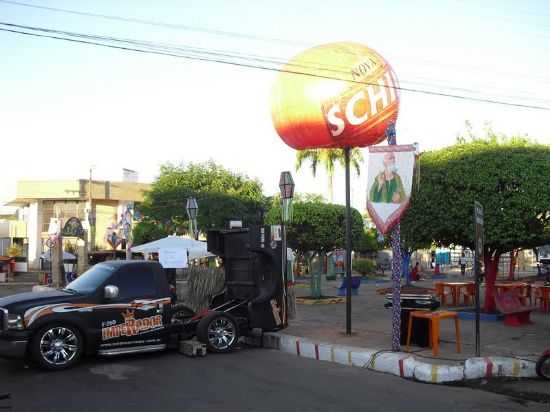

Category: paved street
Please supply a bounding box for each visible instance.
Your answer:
[0,347,547,412]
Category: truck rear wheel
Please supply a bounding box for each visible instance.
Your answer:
[30,324,84,370]
[197,312,239,353]
[536,354,550,380]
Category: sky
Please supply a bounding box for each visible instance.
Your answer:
[1,0,549,212]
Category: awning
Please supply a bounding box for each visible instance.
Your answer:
[131,236,214,260]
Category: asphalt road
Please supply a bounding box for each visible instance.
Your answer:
[0,347,546,412]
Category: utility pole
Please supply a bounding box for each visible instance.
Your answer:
[88,166,95,253]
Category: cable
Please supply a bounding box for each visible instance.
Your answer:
[4,0,550,87]
[2,16,549,100]
[2,22,550,111]
[0,0,310,47]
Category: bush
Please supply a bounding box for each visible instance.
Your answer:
[353,258,376,276]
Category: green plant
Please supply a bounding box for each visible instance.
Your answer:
[7,245,21,258]
[353,258,376,276]
[64,241,77,256]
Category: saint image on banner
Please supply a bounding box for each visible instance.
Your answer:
[366,145,416,235]
[369,152,406,204]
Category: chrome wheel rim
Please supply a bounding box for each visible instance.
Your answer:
[207,317,236,350]
[541,359,550,378]
[40,327,79,366]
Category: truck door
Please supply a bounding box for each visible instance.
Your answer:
[97,265,167,353]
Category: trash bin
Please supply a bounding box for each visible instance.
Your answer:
[385,293,440,347]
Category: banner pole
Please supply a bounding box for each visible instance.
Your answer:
[345,147,353,335]
[386,123,402,351]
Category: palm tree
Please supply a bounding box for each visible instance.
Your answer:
[295,148,363,203]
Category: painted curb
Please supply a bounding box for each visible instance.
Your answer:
[464,357,536,379]
[262,333,538,383]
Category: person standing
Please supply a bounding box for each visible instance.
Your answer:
[459,253,466,277]
[411,262,421,281]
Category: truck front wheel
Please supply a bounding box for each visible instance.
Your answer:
[197,312,239,353]
[30,324,84,370]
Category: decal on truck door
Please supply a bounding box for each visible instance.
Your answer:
[23,298,171,327]
[101,309,163,341]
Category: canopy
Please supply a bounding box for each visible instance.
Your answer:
[40,251,76,261]
[131,236,214,260]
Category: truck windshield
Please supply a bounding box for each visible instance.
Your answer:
[64,264,116,294]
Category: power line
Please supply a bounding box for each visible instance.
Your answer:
[1,22,550,111]
[3,0,550,86]
[0,0,309,46]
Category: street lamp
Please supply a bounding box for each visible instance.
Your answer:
[279,171,295,326]
[186,197,199,240]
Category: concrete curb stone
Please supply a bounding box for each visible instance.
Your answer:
[263,332,538,383]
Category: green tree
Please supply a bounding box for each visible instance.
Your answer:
[132,220,169,246]
[355,228,381,255]
[265,200,364,266]
[140,161,265,235]
[295,148,363,203]
[401,135,550,312]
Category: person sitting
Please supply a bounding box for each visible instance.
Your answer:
[411,262,421,281]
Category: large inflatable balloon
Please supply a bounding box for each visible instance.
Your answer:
[271,42,399,149]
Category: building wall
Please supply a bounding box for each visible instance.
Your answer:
[95,201,119,250]
[27,201,42,269]
[16,181,82,200]
[7,180,150,266]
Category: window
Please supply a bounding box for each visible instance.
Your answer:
[111,266,157,300]
[66,263,116,294]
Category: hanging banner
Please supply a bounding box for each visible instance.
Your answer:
[366,145,415,234]
[159,248,188,269]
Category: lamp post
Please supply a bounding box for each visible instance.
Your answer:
[186,197,199,240]
[279,171,295,326]
[88,165,96,253]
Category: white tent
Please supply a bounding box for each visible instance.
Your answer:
[131,236,214,260]
[40,251,77,261]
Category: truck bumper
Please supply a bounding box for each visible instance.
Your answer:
[0,338,28,358]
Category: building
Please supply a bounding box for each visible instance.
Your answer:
[3,179,150,270]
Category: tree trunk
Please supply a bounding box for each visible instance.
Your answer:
[402,250,411,285]
[328,175,334,203]
[508,249,518,280]
[483,251,501,313]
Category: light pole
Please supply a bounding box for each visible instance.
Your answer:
[279,171,295,326]
[88,166,96,252]
[186,197,199,240]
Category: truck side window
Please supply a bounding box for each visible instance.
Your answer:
[111,267,157,300]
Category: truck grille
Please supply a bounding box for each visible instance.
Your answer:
[0,308,7,333]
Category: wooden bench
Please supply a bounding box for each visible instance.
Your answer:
[495,292,534,327]
[338,276,361,296]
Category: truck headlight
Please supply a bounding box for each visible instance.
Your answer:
[7,314,24,330]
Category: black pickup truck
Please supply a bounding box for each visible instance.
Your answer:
[0,261,187,369]
[0,226,285,370]
[0,259,281,371]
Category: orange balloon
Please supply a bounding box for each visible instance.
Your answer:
[271,42,399,149]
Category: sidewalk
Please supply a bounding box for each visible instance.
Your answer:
[0,272,38,297]
[269,272,550,386]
